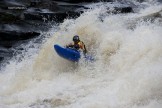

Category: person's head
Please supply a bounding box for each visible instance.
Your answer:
[73,35,80,43]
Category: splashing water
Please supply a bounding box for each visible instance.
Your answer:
[0,1,162,108]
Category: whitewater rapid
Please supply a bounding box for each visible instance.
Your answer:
[0,1,162,108]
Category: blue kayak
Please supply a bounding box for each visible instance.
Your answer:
[54,44,94,62]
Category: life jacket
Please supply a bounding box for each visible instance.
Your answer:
[74,41,87,53]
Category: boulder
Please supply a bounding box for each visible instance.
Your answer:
[0,31,40,41]
[112,6,133,14]
[0,47,13,63]
[0,12,20,23]
[0,57,4,62]
[0,31,40,48]
[53,0,113,3]
[24,11,81,22]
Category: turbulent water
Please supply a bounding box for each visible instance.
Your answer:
[0,0,162,108]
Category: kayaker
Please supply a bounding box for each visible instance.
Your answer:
[66,35,87,54]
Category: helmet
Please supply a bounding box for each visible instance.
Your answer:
[73,35,80,42]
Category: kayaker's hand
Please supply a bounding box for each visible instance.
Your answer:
[67,43,73,47]
[66,44,73,48]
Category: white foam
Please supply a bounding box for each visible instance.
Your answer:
[0,1,162,108]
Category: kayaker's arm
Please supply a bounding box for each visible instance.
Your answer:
[84,44,87,53]
[79,41,87,54]
[66,43,74,48]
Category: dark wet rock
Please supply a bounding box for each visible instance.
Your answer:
[0,31,40,48]
[0,57,4,62]
[23,1,87,22]
[53,0,113,3]
[23,2,133,22]
[0,21,52,33]
[0,0,27,18]
[112,6,133,14]
[0,31,40,41]
[0,12,20,23]
[24,11,82,22]
[0,47,13,63]
[158,0,162,3]
[0,41,16,48]
[0,56,4,62]
[0,48,13,58]
[0,0,134,23]
[137,0,144,2]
